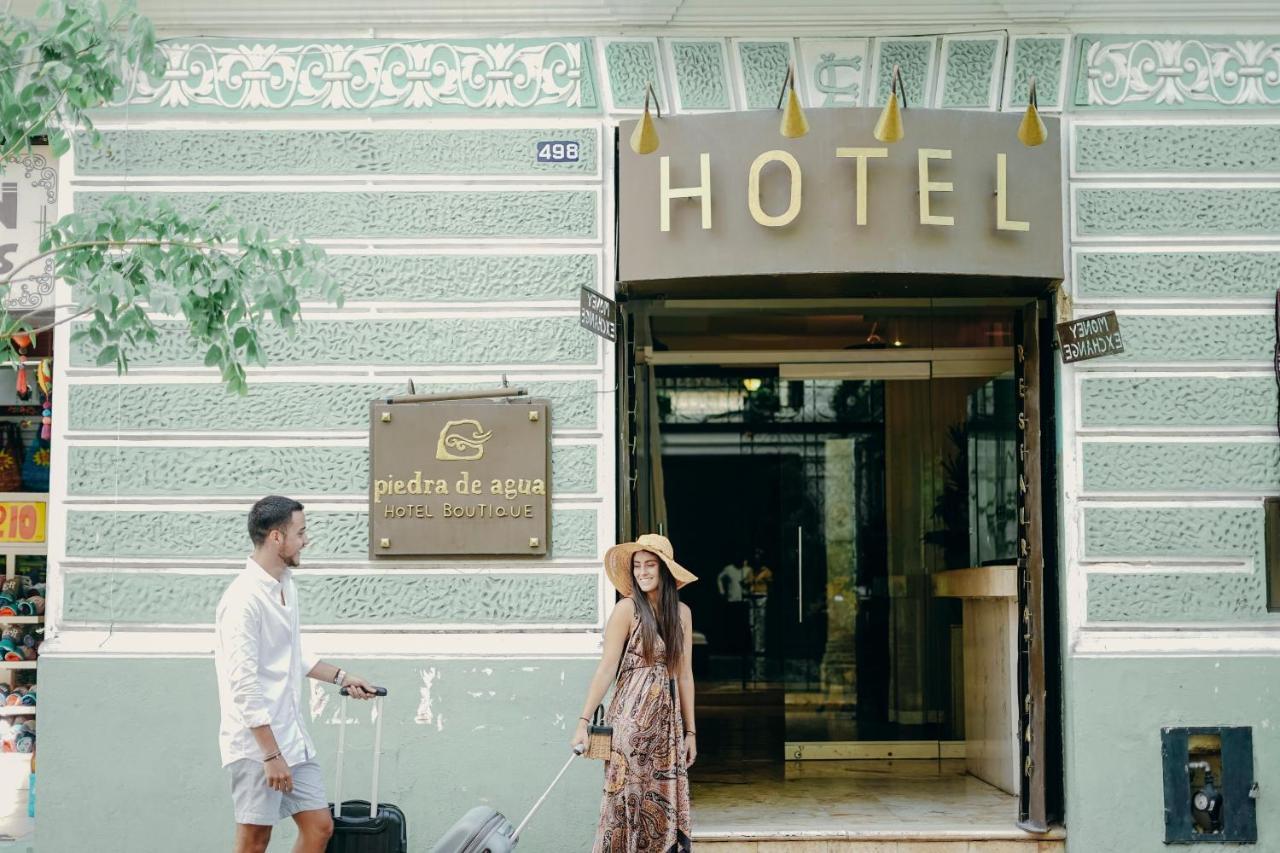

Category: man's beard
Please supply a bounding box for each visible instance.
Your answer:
[284,551,301,568]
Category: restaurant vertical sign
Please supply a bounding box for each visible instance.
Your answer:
[369,399,551,557]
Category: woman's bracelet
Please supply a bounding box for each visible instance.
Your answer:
[684,730,696,737]
[578,716,591,723]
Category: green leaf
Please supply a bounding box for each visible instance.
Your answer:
[94,344,119,367]
[203,344,222,368]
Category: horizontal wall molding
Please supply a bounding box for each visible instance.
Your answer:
[1073,247,1280,302]
[61,569,598,626]
[65,507,598,560]
[1078,374,1278,430]
[73,188,600,241]
[65,443,598,498]
[1072,120,1280,177]
[1073,183,1280,239]
[1081,439,1280,494]
[67,377,603,434]
[77,127,600,178]
[69,316,598,369]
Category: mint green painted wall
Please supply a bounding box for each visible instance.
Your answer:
[78,128,599,176]
[64,443,596,497]
[74,190,599,240]
[1068,656,1279,852]
[68,379,600,433]
[36,657,602,853]
[61,571,598,625]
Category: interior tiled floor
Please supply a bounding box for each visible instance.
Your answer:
[693,759,1062,843]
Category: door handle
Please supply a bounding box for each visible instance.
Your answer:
[797,525,804,624]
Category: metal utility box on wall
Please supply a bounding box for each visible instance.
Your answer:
[1161,726,1257,844]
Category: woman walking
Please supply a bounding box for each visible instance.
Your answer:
[572,534,698,853]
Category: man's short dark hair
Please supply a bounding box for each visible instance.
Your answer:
[248,495,304,546]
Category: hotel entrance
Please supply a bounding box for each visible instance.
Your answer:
[620,297,1060,845]
[613,104,1065,847]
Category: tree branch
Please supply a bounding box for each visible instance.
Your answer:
[0,238,228,291]
[1,305,93,339]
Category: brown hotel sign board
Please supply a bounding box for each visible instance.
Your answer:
[369,400,551,557]
[617,108,1064,285]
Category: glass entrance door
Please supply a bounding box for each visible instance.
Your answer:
[778,365,1019,760]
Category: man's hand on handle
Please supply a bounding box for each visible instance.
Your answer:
[340,673,378,699]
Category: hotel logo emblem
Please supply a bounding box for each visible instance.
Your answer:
[435,419,493,461]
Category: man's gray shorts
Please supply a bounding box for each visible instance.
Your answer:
[228,758,329,826]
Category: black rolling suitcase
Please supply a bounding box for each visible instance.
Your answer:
[326,687,408,853]
[428,747,584,852]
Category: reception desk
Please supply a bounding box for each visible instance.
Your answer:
[933,565,1019,795]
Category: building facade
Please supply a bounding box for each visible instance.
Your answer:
[30,6,1280,852]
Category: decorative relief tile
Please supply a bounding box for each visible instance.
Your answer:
[73,189,598,241]
[316,252,596,303]
[870,37,936,107]
[65,507,597,559]
[1074,123,1280,175]
[66,444,597,497]
[601,38,665,112]
[68,379,599,433]
[1005,36,1068,109]
[77,128,598,176]
[666,39,731,111]
[62,570,597,625]
[1088,573,1266,622]
[1075,250,1280,300]
[732,39,794,110]
[70,316,596,368]
[1080,376,1277,429]
[1078,36,1280,108]
[1083,506,1261,562]
[119,38,599,112]
[1083,441,1280,493]
[1099,314,1274,364]
[938,36,1003,109]
[1075,187,1280,237]
[796,39,869,107]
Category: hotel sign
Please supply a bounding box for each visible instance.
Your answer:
[617,108,1063,285]
[369,399,551,557]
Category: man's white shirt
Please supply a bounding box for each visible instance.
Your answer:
[214,558,320,768]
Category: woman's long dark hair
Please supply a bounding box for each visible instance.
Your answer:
[631,555,684,670]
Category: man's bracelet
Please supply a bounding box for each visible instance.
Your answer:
[333,668,346,686]
[263,751,282,763]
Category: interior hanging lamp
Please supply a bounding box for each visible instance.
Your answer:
[630,82,661,155]
[778,63,809,139]
[873,64,907,144]
[1017,76,1048,147]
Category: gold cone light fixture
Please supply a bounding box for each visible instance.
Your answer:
[873,64,907,143]
[1017,76,1048,147]
[629,82,661,155]
[777,64,809,139]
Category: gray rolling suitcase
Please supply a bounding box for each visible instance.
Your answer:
[429,747,583,852]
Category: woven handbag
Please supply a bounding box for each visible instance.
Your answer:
[584,633,632,761]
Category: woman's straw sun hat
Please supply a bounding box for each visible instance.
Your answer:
[604,533,698,596]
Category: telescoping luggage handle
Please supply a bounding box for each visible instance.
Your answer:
[332,685,390,820]
[510,745,585,842]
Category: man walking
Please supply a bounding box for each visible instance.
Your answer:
[215,495,377,853]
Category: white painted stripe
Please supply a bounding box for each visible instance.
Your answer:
[1074,628,1280,658]
[1081,560,1252,575]
[42,630,603,658]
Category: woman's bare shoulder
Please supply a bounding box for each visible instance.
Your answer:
[679,602,692,624]
[610,598,637,620]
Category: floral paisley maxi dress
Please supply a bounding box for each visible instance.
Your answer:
[592,617,692,853]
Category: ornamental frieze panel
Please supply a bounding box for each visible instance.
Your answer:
[1080,36,1280,107]
[120,38,599,111]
